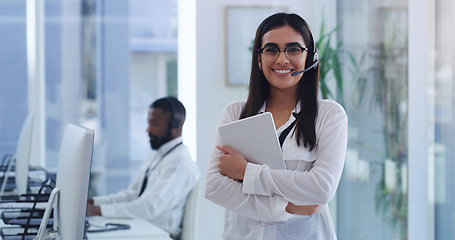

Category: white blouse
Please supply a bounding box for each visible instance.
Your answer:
[205,99,347,240]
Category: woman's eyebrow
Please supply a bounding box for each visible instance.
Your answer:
[263,42,279,47]
[263,42,303,48]
[286,42,303,47]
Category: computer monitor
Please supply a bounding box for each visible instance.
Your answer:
[0,113,34,196]
[14,113,34,195]
[35,123,94,240]
[54,123,94,240]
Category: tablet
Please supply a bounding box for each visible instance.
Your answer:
[218,112,286,169]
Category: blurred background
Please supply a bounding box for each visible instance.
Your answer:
[0,0,453,239]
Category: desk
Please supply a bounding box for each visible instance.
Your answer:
[86,216,172,240]
[0,212,172,240]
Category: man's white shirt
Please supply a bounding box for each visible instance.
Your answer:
[93,137,200,237]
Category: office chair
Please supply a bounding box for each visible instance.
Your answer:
[180,180,200,240]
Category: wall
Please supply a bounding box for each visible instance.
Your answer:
[193,0,333,239]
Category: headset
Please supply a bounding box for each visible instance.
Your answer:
[291,33,319,76]
[165,97,180,129]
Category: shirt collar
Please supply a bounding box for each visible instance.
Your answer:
[259,102,266,113]
[259,100,301,133]
[259,100,301,116]
[156,136,183,155]
[292,101,301,120]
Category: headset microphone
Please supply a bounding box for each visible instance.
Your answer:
[291,42,319,76]
[291,59,319,76]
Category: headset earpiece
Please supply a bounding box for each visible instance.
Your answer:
[308,37,319,70]
[305,50,318,70]
[170,118,180,129]
[166,97,180,129]
[313,52,319,63]
[312,52,319,69]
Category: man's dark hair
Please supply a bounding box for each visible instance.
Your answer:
[150,96,186,123]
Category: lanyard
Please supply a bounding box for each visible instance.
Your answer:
[258,111,298,148]
[138,142,183,197]
[278,113,298,147]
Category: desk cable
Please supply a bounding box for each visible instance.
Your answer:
[85,218,131,233]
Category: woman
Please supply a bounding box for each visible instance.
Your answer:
[205,13,347,240]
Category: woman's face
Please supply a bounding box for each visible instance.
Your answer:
[259,25,307,92]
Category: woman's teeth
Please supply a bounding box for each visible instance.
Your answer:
[273,69,292,74]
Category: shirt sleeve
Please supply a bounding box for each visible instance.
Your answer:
[204,102,293,223]
[93,157,150,206]
[99,150,199,220]
[242,105,348,205]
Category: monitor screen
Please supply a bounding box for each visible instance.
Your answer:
[53,123,94,240]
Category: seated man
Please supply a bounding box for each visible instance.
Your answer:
[87,96,200,239]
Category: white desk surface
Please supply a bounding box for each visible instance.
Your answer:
[86,216,172,240]
[0,210,172,240]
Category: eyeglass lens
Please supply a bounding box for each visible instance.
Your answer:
[261,46,305,62]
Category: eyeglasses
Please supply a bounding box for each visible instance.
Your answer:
[258,46,308,63]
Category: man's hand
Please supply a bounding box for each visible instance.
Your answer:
[217,145,248,180]
[86,203,102,216]
[286,202,320,215]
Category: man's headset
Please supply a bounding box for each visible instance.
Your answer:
[165,97,180,129]
[291,35,319,76]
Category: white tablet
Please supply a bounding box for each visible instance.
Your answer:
[218,112,286,169]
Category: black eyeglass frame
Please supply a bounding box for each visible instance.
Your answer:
[258,46,309,62]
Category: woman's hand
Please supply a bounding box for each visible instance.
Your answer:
[286,202,320,215]
[217,145,248,180]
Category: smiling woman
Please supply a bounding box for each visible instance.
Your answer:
[259,25,308,96]
[205,13,347,240]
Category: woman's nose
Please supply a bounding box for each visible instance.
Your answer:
[276,51,289,64]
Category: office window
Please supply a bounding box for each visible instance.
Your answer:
[434,0,455,238]
[0,0,179,196]
[0,1,28,157]
[336,0,408,239]
[46,0,178,194]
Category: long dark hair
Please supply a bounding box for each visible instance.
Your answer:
[239,13,319,150]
